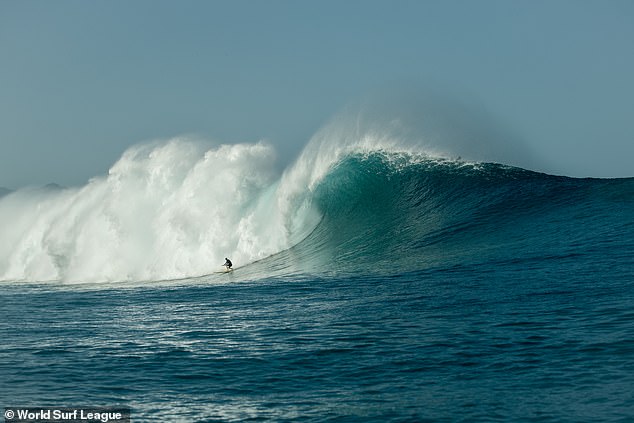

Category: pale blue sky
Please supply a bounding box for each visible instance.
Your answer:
[1,0,633,188]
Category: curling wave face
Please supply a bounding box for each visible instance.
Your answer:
[260,151,634,279]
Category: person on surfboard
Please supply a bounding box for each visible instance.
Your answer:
[223,258,233,270]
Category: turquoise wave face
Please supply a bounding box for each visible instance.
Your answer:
[251,152,634,279]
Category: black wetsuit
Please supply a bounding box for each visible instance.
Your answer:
[224,259,232,269]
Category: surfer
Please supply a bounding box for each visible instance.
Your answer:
[223,258,233,270]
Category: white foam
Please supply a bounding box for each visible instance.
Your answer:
[0,138,316,283]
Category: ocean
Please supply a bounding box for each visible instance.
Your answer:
[1,129,633,421]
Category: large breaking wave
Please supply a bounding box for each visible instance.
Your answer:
[1,110,632,284]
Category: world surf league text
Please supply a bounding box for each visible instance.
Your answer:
[3,408,130,423]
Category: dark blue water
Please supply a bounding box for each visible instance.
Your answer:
[2,155,633,421]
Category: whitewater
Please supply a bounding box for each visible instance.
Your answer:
[1,111,633,421]
[0,140,288,282]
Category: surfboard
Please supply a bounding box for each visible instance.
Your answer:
[213,268,234,274]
